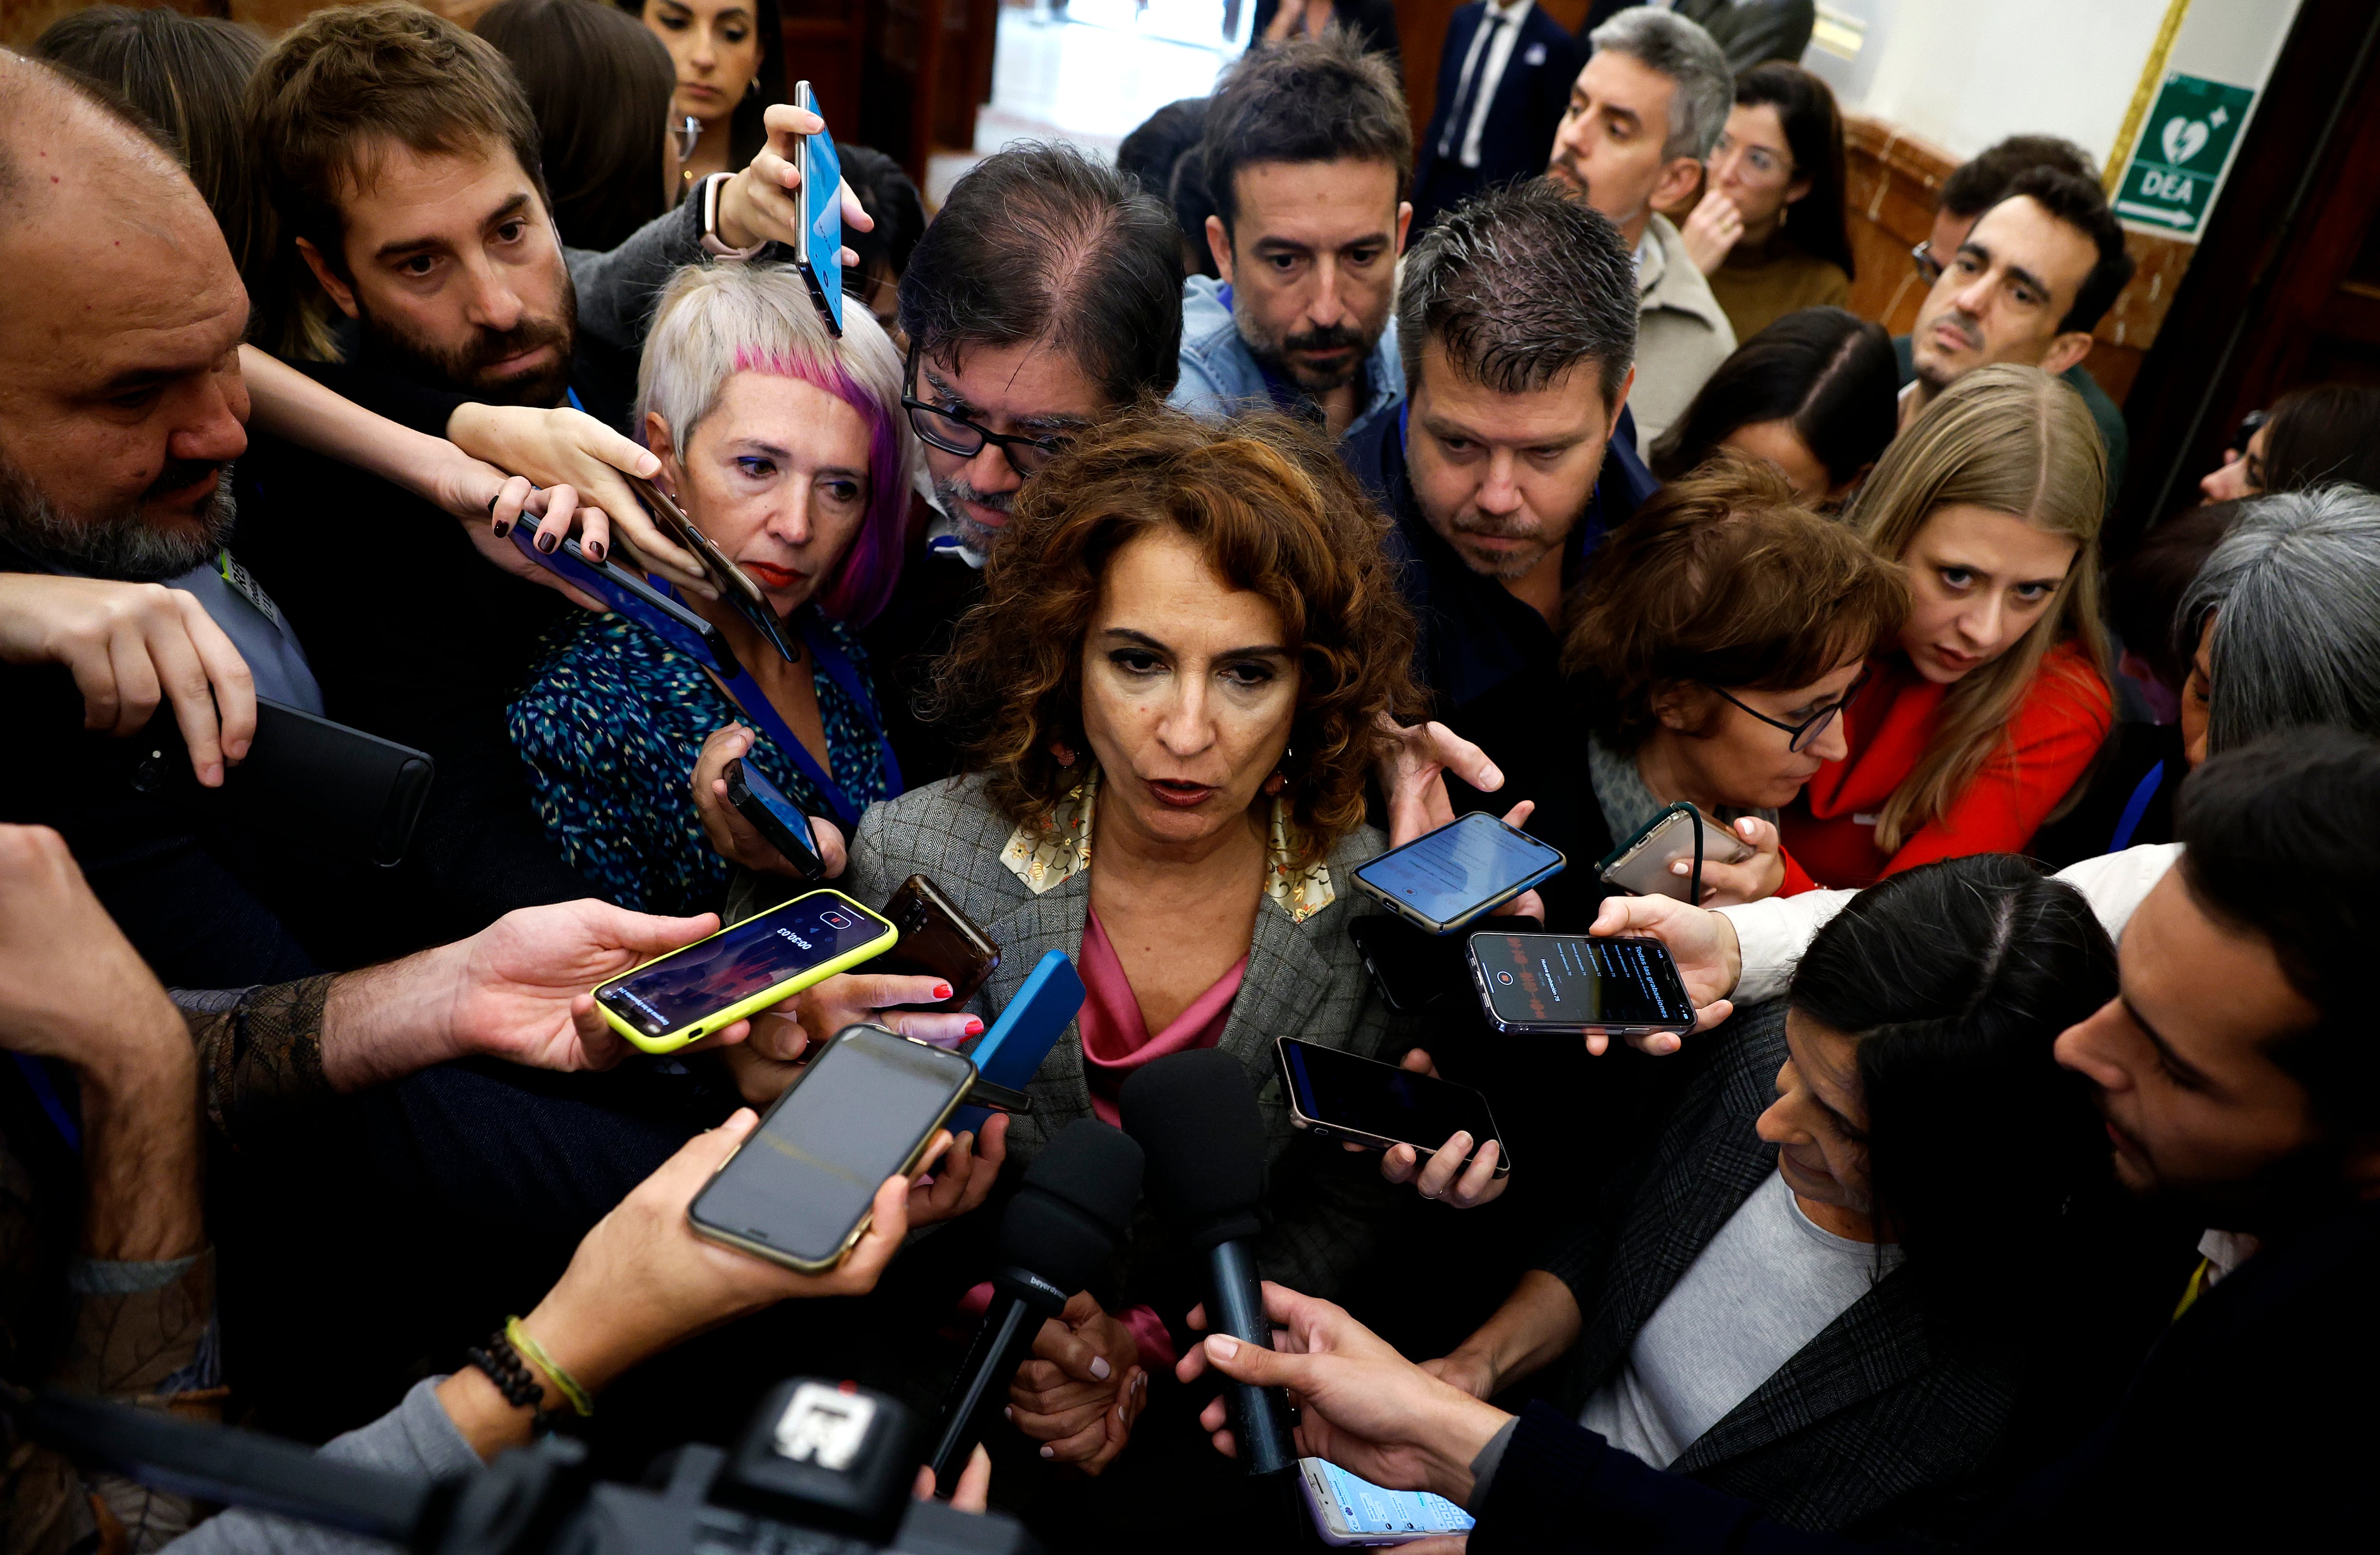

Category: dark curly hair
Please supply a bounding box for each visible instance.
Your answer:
[929,404,1423,862]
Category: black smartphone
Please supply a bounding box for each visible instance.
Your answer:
[869,875,1001,1013]
[1275,1039,1509,1176]
[205,698,434,868]
[1347,913,1540,1015]
[506,505,740,675]
[723,757,828,883]
[625,472,801,665]
[1466,933,1697,1038]
[688,1024,974,1271]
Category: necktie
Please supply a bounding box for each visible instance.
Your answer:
[1439,10,1509,161]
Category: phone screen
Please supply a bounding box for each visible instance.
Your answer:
[692,1028,968,1266]
[1472,934,1696,1029]
[729,758,824,876]
[799,84,844,334]
[595,896,889,1038]
[1353,813,1564,929]
[1282,1041,1498,1156]
[1307,1459,1475,1537]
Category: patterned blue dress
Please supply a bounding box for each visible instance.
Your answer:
[508,608,895,916]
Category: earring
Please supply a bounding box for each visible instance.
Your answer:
[747,75,761,99]
[1051,740,1077,768]
[1263,741,1292,796]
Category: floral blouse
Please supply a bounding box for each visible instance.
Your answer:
[508,608,894,916]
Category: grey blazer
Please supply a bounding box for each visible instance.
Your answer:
[736,774,1413,1302]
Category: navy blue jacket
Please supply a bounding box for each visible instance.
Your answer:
[1412,3,1584,233]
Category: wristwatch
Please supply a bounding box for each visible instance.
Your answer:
[700,172,767,261]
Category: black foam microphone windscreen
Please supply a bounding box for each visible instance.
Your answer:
[1118,1047,1268,1248]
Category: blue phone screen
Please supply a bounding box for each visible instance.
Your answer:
[1310,1460,1474,1535]
[596,896,885,1037]
[735,759,817,859]
[804,117,844,334]
[1354,813,1563,929]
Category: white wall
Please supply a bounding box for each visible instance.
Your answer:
[1805,0,2300,171]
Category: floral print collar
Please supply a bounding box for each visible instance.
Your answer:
[998,768,1337,923]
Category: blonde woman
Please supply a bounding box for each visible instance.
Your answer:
[1781,365,2112,886]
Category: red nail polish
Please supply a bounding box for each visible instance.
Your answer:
[934,983,953,1000]
[966,1017,984,1036]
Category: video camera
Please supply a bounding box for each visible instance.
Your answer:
[19,1375,1043,1555]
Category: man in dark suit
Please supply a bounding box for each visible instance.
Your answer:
[1582,0,1815,72]
[1412,1,1585,234]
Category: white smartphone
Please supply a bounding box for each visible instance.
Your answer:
[1299,1458,1476,1546]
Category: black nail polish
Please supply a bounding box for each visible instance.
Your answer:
[588,541,605,561]
[491,519,512,537]
[536,530,559,553]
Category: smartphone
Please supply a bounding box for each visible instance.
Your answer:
[1351,813,1566,935]
[592,888,898,1054]
[509,520,740,676]
[1299,1458,1475,1546]
[624,472,801,666]
[205,699,434,869]
[950,949,1084,1135]
[1276,1039,1508,1176]
[724,758,828,884]
[1598,803,1755,902]
[792,80,844,336]
[869,875,1001,1014]
[1466,933,1697,1038]
[688,1023,973,1272]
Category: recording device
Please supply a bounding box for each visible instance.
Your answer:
[1276,1039,1508,1178]
[1466,932,1698,1038]
[507,516,740,674]
[623,472,802,665]
[871,874,1002,1014]
[201,698,434,868]
[17,1373,1045,1554]
[1121,1049,1298,1481]
[1597,802,1754,903]
[1347,913,1541,1014]
[949,949,1083,1135]
[1299,1457,1476,1546]
[926,1117,1144,1493]
[792,80,845,335]
[723,757,829,883]
[1351,813,1566,934]
[689,1023,975,1272]
[592,889,897,1054]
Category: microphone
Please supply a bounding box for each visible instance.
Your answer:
[1119,1049,1298,1480]
[927,1117,1144,1494]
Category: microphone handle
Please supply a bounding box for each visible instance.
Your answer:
[928,1271,1067,1495]
[1205,1239,1298,1478]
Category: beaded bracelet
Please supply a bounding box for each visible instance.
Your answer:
[465,1330,565,1436]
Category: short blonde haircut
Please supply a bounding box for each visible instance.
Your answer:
[636,261,920,625]
[1843,364,2109,852]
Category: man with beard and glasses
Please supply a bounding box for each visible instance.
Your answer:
[1169,29,1413,443]
[228,3,856,957]
[1342,180,1654,931]
[1544,7,1734,453]
[856,143,1184,787]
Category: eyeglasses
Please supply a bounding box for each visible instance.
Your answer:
[1706,667,1872,754]
[671,115,703,165]
[1911,239,1944,286]
[900,347,1074,479]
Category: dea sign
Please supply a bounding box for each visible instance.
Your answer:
[2114,73,2256,240]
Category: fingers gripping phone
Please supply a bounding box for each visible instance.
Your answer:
[724,757,828,884]
[1276,1039,1509,1177]
[624,472,802,666]
[792,80,843,336]
[689,1023,973,1272]
[950,949,1083,1135]
[592,888,897,1054]
[867,875,1000,1014]
[1299,1458,1476,1546]
[1467,933,1697,1038]
[1351,813,1565,935]
[1598,803,1755,902]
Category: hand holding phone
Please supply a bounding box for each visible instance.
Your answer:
[869,875,1000,1014]
[790,80,844,336]
[1598,803,1754,902]
[1278,1040,1508,1186]
[1300,1457,1476,1546]
[1466,932,1697,1042]
[1352,813,1565,935]
[593,888,897,1054]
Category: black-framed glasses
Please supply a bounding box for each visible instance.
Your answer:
[900,346,1074,479]
[1707,667,1871,754]
[1911,239,1944,286]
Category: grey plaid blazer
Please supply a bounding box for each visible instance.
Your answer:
[740,774,1412,1302]
[1538,1001,2021,1542]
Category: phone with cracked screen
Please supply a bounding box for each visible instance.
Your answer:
[723,757,828,884]
[1299,1458,1476,1546]
[1466,932,1696,1038]
[868,875,1001,1014]
[1277,1039,1507,1177]
[1350,812,1565,934]
[689,1023,973,1272]
[592,888,895,1054]
[792,80,844,335]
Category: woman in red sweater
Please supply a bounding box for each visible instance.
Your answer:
[1783,365,2113,887]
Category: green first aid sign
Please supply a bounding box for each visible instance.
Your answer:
[2114,73,2256,238]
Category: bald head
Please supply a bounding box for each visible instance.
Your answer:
[0,49,250,580]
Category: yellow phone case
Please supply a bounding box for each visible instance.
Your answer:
[592,887,898,1055]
